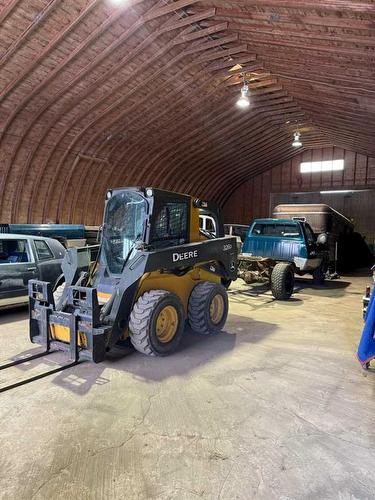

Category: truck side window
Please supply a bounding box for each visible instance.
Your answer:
[150,201,189,249]
[0,239,32,263]
[35,240,54,260]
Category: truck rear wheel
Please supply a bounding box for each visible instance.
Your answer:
[271,263,294,300]
[188,281,228,335]
[129,290,185,356]
[312,264,326,285]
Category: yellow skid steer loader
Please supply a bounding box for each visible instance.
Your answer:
[26,187,237,364]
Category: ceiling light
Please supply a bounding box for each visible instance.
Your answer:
[292,131,302,147]
[236,83,250,108]
[320,190,353,194]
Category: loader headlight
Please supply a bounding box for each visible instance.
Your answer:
[106,190,112,199]
[146,188,153,197]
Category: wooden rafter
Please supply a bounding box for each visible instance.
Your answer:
[0,0,373,223]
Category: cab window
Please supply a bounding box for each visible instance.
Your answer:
[35,240,54,260]
[150,200,189,249]
[252,223,301,238]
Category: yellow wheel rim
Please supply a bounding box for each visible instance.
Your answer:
[209,294,225,324]
[156,305,178,343]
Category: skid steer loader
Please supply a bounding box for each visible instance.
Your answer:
[26,187,237,364]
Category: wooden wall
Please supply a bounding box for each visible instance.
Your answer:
[222,147,375,245]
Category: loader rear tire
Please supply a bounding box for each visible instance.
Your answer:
[188,281,228,335]
[129,290,185,356]
[270,262,294,300]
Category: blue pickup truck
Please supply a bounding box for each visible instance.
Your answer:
[238,218,328,299]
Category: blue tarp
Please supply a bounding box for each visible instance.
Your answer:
[357,287,375,365]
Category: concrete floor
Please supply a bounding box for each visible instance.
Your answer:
[0,273,374,500]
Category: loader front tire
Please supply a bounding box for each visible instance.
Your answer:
[270,262,294,300]
[129,290,185,356]
[188,281,228,335]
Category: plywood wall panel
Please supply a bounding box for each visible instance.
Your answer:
[368,157,375,183]
[321,146,333,187]
[343,150,356,186]
[355,154,368,185]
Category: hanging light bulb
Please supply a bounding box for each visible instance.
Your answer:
[292,131,302,147]
[236,74,250,108]
[237,84,250,108]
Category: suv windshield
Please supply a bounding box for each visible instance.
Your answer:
[103,191,147,274]
[251,223,301,238]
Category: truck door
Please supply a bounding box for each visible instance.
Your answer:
[0,238,38,306]
[32,240,62,284]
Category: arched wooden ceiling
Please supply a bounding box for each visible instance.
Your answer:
[0,0,373,223]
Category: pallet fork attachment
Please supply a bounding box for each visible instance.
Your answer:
[0,281,83,393]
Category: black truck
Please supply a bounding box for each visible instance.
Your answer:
[0,234,65,309]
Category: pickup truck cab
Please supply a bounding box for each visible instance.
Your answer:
[0,234,65,309]
[242,218,328,281]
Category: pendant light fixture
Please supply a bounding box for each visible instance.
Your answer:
[292,131,302,147]
[236,74,250,109]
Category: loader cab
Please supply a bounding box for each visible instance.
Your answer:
[101,187,200,277]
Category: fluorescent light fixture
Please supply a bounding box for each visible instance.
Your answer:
[236,84,250,108]
[292,131,302,147]
[300,159,344,173]
[320,190,352,194]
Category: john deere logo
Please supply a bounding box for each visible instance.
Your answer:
[173,250,198,262]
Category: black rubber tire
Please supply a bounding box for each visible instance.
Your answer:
[312,264,326,285]
[129,290,185,356]
[188,281,228,335]
[270,262,295,300]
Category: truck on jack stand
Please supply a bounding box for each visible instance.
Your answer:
[237,218,329,300]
